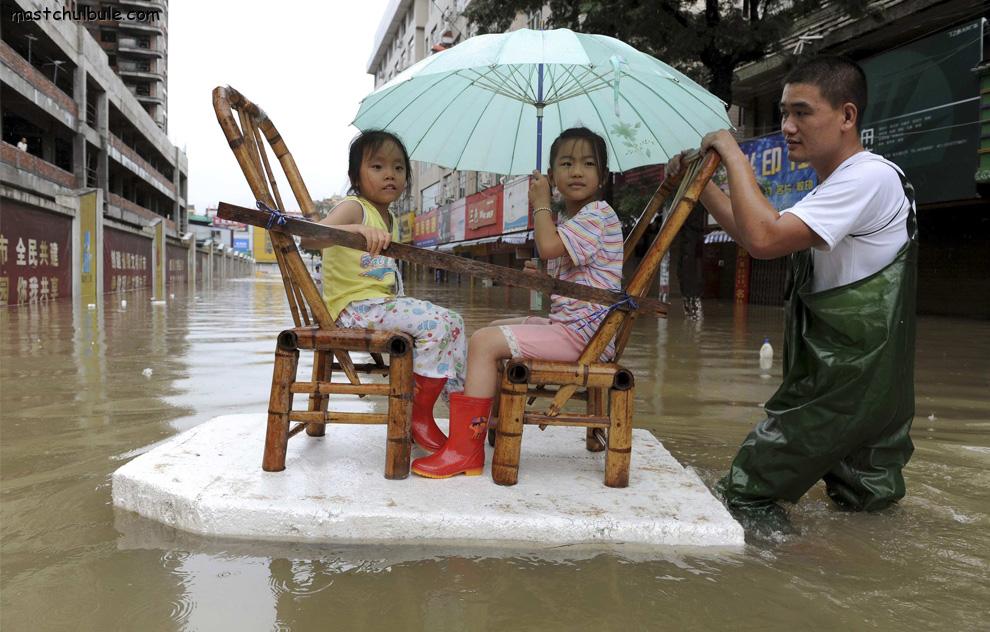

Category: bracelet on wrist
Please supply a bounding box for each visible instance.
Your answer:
[533,207,553,216]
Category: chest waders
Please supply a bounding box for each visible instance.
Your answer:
[718,168,918,516]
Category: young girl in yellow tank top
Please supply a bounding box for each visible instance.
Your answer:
[299,131,466,453]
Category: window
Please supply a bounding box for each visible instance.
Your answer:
[108,54,116,67]
[101,30,116,43]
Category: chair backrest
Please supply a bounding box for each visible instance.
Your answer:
[212,85,336,330]
[214,86,364,385]
[545,152,721,415]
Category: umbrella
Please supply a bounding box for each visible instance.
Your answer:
[353,28,731,175]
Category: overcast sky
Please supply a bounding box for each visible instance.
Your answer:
[167,0,390,213]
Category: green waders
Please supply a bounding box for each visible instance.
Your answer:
[719,175,918,515]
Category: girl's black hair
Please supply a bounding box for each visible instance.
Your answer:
[548,127,609,196]
[347,130,411,195]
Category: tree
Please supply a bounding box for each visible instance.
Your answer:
[464,0,871,105]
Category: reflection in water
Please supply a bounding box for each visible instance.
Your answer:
[1,278,988,630]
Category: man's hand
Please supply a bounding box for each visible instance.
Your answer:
[666,149,694,177]
[355,225,391,256]
[529,170,552,209]
[522,259,540,274]
[700,129,742,160]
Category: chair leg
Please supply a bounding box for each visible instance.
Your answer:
[487,367,503,447]
[306,350,331,437]
[263,344,299,472]
[492,378,527,486]
[604,387,633,488]
[384,350,413,479]
[586,387,607,452]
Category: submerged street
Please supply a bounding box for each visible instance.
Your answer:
[1,276,988,630]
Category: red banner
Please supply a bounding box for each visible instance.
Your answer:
[734,246,751,304]
[413,208,439,247]
[103,227,152,293]
[0,201,72,306]
[167,244,187,286]
[465,185,503,240]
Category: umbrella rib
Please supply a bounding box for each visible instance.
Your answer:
[462,68,533,103]
[614,88,668,160]
[625,73,729,132]
[452,88,502,171]
[355,73,453,123]
[559,64,623,171]
[505,64,537,103]
[508,98,525,173]
[405,76,493,158]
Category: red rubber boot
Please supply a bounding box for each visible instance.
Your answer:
[411,374,448,452]
[411,393,492,478]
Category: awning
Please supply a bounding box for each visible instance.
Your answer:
[704,230,735,244]
[436,236,500,252]
[500,230,533,245]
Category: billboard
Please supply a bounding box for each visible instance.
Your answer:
[413,208,439,247]
[465,185,503,240]
[502,175,530,233]
[860,19,983,204]
[252,225,276,263]
[450,198,465,242]
[0,201,72,305]
[718,133,817,211]
[103,227,151,294]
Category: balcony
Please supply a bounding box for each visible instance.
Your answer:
[107,192,176,233]
[0,41,77,119]
[109,133,175,195]
[117,19,165,34]
[1,141,77,189]
[117,38,163,57]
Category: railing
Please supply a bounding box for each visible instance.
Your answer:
[0,141,77,188]
[0,41,77,116]
[109,133,175,194]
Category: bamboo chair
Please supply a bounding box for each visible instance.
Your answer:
[490,152,721,487]
[213,86,414,479]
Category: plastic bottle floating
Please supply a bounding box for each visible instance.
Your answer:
[759,337,773,378]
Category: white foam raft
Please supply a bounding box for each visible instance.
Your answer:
[112,414,743,549]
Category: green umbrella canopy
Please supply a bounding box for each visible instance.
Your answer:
[353,28,731,175]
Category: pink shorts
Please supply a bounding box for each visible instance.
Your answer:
[499,317,587,362]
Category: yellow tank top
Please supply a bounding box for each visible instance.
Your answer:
[321,196,401,320]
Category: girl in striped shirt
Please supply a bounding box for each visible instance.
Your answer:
[413,127,624,479]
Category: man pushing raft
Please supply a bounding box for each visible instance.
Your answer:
[671,56,918,530]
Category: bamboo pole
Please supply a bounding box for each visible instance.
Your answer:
[288,411,389,424]
[546,152,721,416]
[604,387,633,488]
[385,347,413,479]
[506,359,625,389]
[492,379,528,486]
[217,202,667,315]
[305,350,331,437]
[586,387,607,452]
[292,382,391,396]
[522,414,610,428]
[213,86,362,385]
[290,328,411,354]
[622,161,690,261]
[263,343,299,472]
[331,362,390,376]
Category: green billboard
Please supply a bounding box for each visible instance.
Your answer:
[860,19,984,204]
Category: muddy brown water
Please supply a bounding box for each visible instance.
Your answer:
[2,275,988,631]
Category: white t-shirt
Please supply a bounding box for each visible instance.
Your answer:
[781,151,911,292]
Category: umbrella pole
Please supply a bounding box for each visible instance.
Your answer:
[536,63,544,171]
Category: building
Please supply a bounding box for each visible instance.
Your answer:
[723,0,988,317]
[78,0,170,132]
[367,0,538,267]
[2,0,196,305]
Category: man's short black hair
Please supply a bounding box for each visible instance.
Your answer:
[784,56,868,130]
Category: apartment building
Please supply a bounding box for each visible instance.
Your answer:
[2,0,192,305]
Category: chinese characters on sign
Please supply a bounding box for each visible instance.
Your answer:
[715,133,817,211]
[103,228,152,293]
[0,202,72,306]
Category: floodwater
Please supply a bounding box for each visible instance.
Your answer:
[2,274,988,631]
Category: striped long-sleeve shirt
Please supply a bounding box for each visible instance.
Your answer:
[546,200,624,359]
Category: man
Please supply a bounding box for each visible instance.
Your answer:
[677,56,918,527]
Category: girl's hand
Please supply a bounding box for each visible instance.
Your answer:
[529,170,552,209]
[522,259,539,274]
[356,225,391,256]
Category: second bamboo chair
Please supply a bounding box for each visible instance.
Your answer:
[490,152,721,487]
[213,86,415,479]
